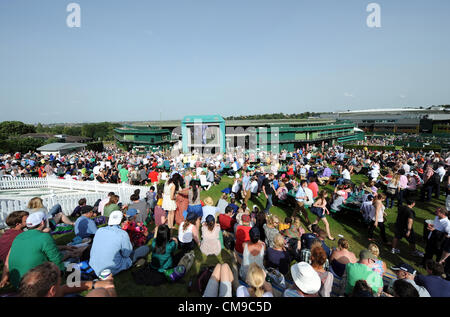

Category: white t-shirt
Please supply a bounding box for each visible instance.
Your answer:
[342,169,351,180]
[178,222,194,243]
[236,286,273,297]
[250,181,259,194]
[93,165,101,175]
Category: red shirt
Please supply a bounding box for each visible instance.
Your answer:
[0,229,23,263]
[308,182,319,198]
[235,225,251,254]
[148,171,159,183]
[219,214,236,232]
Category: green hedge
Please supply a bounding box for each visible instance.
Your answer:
[86,142,104,152]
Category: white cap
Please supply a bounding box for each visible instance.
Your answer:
[26,212,46,227]
[108,210,124,226]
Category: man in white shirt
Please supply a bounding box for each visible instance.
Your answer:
[424,207,450,264]
[436,163,446,182]
[342,168,351,181]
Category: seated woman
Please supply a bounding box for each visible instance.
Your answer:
[263,214,280,249]
[133,225,180,286]
[310,246,333,297]
[329,238,357,278]
[276,182,288,203]
[236,263,273,297]
[368,243,387,277]
[239,227,266,281]
[200,215,222,256]
[25,197,74,232]
[203,263,234,297]
[178,212,200,256]
[265,234,291,276]
[216,193,229,215]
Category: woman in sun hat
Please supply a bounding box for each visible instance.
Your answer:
[201,196,218,224]
[283,262,321,297]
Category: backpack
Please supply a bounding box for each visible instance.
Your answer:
[177,250,195,273]
[188,266,215,294]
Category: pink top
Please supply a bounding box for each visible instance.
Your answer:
[399,175,408,189]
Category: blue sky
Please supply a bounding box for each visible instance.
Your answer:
[0,0,449,124]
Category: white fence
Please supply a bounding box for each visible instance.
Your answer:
[0,177,153,229]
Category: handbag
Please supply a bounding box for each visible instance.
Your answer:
[266,267,286,290]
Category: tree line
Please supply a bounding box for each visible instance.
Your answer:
[224,112,320,121]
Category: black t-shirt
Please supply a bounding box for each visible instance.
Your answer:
[396,205,415,229]
[262,178,274,196]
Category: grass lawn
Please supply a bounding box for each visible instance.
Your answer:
[1,173,445,297]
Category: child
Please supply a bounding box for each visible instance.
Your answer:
[154,186,166,226]
[146,186,157,211]
[122,208,149,248]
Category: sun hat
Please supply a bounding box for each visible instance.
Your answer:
[26,211,46,228]
[108,210,124,226]
[203,197,214,206]
[290,262,321,295]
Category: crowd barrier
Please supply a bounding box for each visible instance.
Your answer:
[0,177,151,229]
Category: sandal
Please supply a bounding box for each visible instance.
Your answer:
[328,237,335,241]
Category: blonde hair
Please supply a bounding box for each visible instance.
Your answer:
[204,196,214,206]
[273,234,285,249]
[266,214,279,227]
[246,263,265,297]
[368,243,380,257]
[27,197,44,210]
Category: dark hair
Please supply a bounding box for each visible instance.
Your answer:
[108,192,115,197]
[230,198,236,204]
[311,224,320,234]
[224,206,233,215]
[6,211,29,228]
[78,198,87,206]
[189,179,200,202]
[134,189,140,196]
[130,194,140,201]
[393,279,419,297]
[249,227,260,243]
[399,169,405,175]
[425,259,445,276]
[150,186,155,191]
[18,262,60,297]
[154,225,170,254]
[284,217,292,224]
[300,180,308,186]
[206,215,215,232]
[351,280,374,297]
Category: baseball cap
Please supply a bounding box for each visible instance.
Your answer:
[359,249,378,261]
[26,212,46,227]
[391,263,417,275]
[108,210,124,226]
[240,214,251,225]
[80,205,94,214]
[126,208,138,218]
[290,262,321,295]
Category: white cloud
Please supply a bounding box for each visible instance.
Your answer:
[344,92,354,98]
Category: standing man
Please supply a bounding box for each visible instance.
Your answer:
[391,199,424,257]
[295,180,312,229]
[423,207,450,265]
[262,173,276,214]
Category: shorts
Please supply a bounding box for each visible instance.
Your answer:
[310,206,325,219]
[185,204,203,219]
[394,226,416,244]
[203,279,232,297]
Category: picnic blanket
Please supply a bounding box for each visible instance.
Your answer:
[51,224,74,235]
